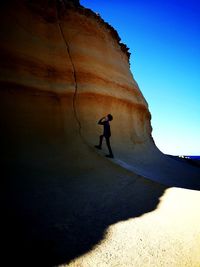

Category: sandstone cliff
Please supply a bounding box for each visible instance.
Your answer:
[0,0,152,166]
[1,1,199,266]
[1,0,199,186]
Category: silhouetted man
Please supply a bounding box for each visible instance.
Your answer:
[95,114,114,158]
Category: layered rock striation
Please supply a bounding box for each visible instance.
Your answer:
[0,0,152,167]
[1,1,200,266]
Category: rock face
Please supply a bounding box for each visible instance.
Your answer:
[1,0,199,187]
[1,1,200,266]
[0,0,152,166]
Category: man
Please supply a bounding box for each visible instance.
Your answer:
[95,114,114,158]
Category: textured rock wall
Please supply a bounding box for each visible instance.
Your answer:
[1,3,200,266]
[0,0,153,166]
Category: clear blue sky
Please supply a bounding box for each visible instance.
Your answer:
[81,0,200,155]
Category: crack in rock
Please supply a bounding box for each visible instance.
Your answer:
[57,19,82,137]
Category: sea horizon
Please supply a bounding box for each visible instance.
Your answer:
[166,154,200,160]
[186,156,200,160]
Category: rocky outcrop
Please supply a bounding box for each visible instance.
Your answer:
[1,1,199,187]
[1,1,200,266]
[0,0,152,167]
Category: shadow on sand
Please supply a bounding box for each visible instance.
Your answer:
[3,160,166,266]
[3,157,199,267]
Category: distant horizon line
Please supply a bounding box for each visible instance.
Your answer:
[166,154,200,159]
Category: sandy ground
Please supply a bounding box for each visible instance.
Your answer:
[3,143,200,267]
[55,147,200,267]
[61,187,200,267]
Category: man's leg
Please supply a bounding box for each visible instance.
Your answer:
[95,135,104,149]
[99,135,104,148]
[105,137,114,158]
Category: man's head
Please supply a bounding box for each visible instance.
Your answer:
[107,114,113,121]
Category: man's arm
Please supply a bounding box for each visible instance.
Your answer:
[98,117,106,125]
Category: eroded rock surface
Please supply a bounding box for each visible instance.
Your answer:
[1,1,199,266]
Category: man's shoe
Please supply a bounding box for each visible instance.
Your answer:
[95,145,101,150]
[106,154,114,158]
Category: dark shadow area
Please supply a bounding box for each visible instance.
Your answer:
[3,160,167,266]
